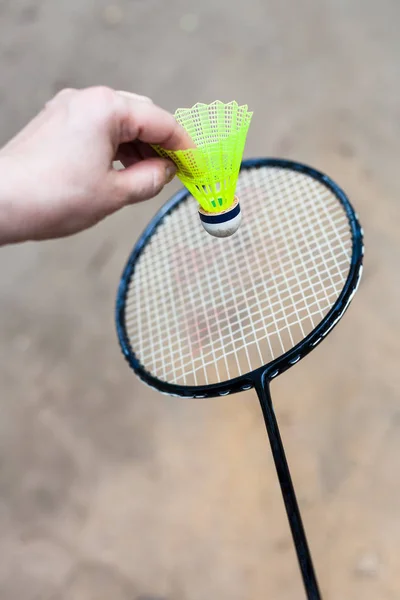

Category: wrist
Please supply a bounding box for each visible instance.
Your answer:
[0,155,34,245]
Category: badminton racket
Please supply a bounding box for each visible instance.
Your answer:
[115,158,364,599]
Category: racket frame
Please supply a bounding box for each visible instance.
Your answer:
[116,157,364,399]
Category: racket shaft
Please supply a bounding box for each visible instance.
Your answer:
[255,377,322,600]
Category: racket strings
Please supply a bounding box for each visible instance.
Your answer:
[125,167,352,386]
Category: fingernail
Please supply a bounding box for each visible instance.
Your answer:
[165,163,177,183]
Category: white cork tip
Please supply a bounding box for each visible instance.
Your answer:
[198,196,242,238]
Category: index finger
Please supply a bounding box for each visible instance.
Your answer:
[115,92,195,151]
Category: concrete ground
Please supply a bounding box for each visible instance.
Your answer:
[0,0,399,598]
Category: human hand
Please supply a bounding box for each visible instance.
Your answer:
[0,86,192,244]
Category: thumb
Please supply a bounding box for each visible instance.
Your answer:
[113,157,177,205]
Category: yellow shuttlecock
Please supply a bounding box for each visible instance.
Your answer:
[153,100,253,237]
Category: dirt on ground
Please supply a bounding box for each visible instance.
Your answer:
[0,1,399,598]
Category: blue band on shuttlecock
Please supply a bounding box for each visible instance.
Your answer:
[199,202,241,224]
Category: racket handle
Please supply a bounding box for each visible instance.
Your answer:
[254,375,322,600]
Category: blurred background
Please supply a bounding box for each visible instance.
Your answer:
[0,0,399,598]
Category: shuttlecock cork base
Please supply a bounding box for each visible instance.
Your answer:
[198,195,241,238]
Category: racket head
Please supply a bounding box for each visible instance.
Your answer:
[116,158,364,398]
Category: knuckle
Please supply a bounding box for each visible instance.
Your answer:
[86,85,116,105]
[131,93,153,104]
[81,86,117,123]
[45,87,76,109]
[117,90,154,104]
[56,87,75,98]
